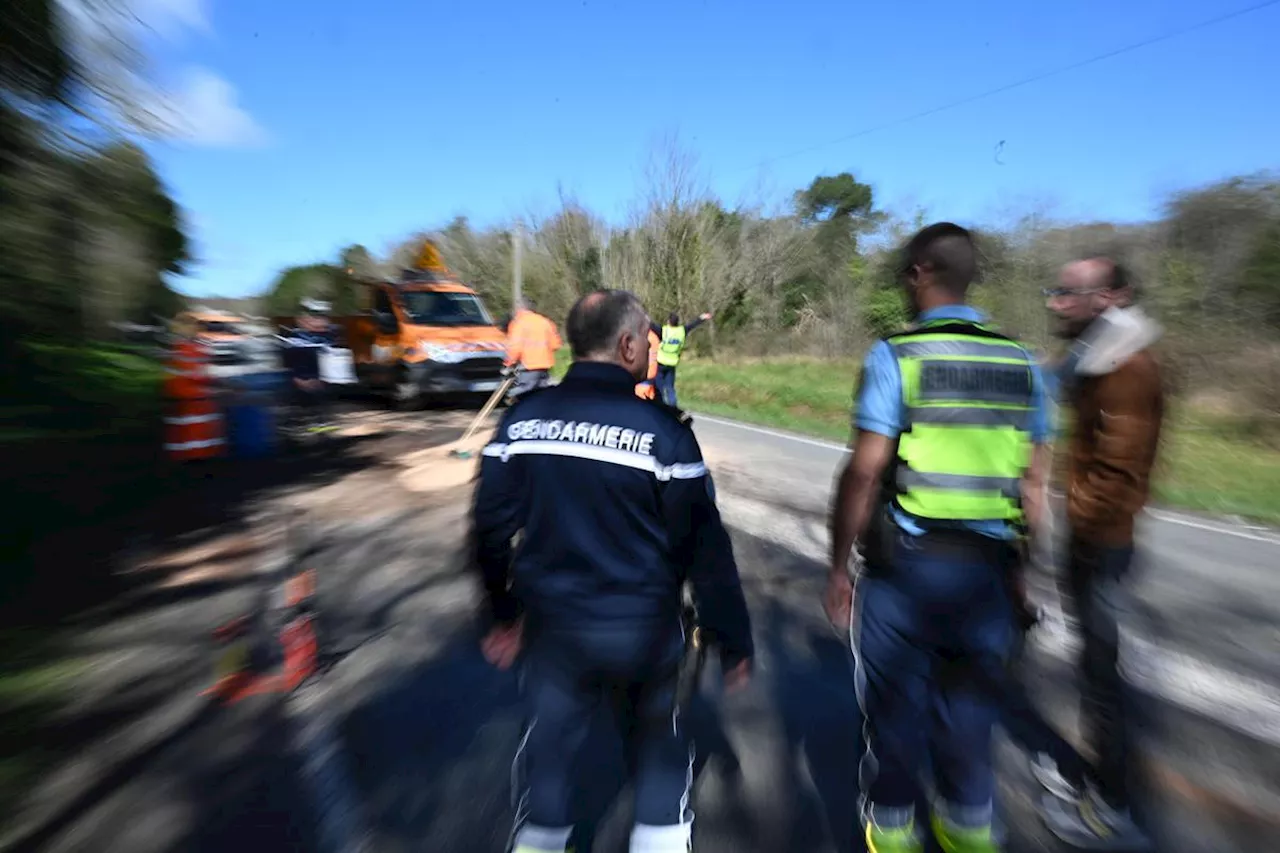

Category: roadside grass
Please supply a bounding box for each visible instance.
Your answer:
[0,342,163,442]
[1154,408,1280,524]
[3,342,167,601]
[593,353,1280,526]
[674,357,858,443]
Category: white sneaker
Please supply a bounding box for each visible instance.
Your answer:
[1040,787,1153,850]
[1030,753,1080,801]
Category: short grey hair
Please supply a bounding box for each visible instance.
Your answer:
[566,289,649,359]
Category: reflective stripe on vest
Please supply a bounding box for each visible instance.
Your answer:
[163,395,225,459]
[656,325,686,366]
[164,341,212,398]
[889,321,1035,523]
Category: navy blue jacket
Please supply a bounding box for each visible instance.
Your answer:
[471,361,754,667]
[280,326,333,381]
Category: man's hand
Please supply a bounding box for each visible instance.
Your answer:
[699,312,712,321]
[480,620,523,670]
[723,658,751,694]
[823,569,855,636]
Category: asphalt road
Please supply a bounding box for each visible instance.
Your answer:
[301,405,1280,852]
[12,401,1276,852]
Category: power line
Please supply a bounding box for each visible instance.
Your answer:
[737,0,1280,175]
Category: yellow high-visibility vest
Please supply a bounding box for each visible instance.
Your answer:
[657,324,687,367]
[888,319,1036,522]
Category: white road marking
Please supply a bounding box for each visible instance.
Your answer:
[716,490,1280,749]
[1035,609,1280,748]
[1144,507,1280,545]
[692,412,850,452]
[699,413,1279,544]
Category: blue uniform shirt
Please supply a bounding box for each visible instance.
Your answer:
[471,361,754,666]
[854,305,1052,540]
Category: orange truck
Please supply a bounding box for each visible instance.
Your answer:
[272,242,509,407]
[342,270,507,406]
[175,308,250,363]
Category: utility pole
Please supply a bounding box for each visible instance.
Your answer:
[512,221,523,308]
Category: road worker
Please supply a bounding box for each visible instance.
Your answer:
[504,297,563,398]
[652,311,711,407]
[471,288,754,853]
[162,318,226,462]
[635,327,660,400]
[826,222,1088,853]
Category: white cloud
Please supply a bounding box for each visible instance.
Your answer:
[160,67,270,149]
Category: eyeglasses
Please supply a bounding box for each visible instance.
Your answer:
[1041,286,1108,299]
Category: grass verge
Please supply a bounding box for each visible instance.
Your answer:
[3,342,167,602]
[558,351,1280,526]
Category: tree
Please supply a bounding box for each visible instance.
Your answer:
[794,172,884,256]
[340,244,377,279]
[1240,219,1280,329]
[266,264,340,316]
[334,244,377,314]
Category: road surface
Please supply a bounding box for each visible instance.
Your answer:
[9,403,1277,852]
[314,406,1280,852]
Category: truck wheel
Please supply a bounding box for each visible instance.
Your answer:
[392,371,419,411]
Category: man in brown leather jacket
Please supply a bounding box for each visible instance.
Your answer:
[1037,256,1163,850]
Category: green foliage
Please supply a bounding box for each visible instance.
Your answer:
[332,244,377,314]
[0,0,75,106]
[795,173,877,225]
[266,159,1280,413]
[266,263,342,316]
[91,143,191,275]
[574,246,603,294]
[862,288,910,338]
[795,172,885,257]
[1240,219,1280,328]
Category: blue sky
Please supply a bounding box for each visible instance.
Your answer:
[134,0,1280,298]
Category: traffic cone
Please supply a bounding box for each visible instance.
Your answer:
[205,615,260,703]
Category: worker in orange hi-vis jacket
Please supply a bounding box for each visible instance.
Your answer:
[635,328,660,399]
[504,298,563,398]
[161,322,226,462]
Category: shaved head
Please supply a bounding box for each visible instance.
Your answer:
[902,222,978,295]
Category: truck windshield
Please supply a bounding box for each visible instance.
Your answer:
[400,291,493,326]
[200,321,240,334]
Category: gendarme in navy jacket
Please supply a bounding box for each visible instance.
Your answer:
[471,360,754,667]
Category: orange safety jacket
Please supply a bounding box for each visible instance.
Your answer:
[504,309,563,371]
[635,329,660,399]
[163,339,215,399]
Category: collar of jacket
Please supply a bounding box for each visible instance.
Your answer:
[912,303,988,326]
[1071,306,1162,378]
[561,360,638,392]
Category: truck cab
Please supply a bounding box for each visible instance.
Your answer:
[176,309,249,363]
[342,269,507,407]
